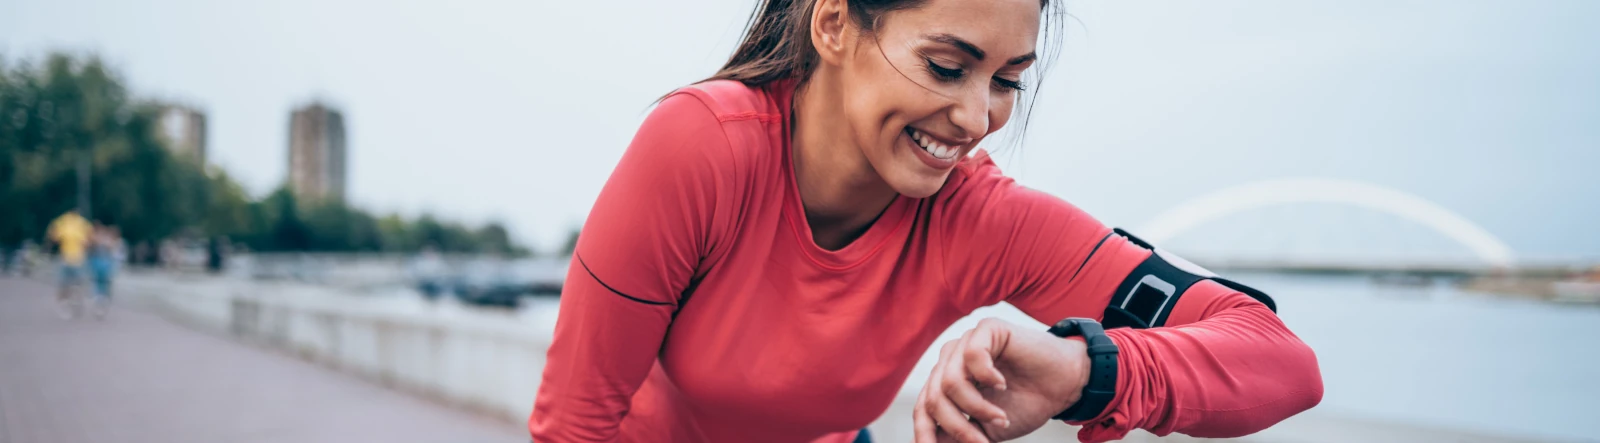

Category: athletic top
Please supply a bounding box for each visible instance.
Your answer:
[47,212,91,266]
[528,80,1322,443]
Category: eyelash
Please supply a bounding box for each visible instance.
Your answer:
[924,58,1026,92]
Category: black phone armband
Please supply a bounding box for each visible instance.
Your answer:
[1100,228,1276,329]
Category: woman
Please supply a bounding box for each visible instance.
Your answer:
[530,0,1323,442]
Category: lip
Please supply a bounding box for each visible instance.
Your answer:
[905,128,961,170]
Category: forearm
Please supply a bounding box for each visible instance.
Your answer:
[528,262,674,442]
[1076,284,1323,442]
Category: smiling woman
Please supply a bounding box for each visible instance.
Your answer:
[528,0,1322,442]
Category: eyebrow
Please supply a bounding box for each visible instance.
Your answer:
[926,33,1037,66]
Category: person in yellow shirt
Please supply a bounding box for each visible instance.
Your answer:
[47,210,92,317]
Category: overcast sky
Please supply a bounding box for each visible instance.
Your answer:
[4,0,1597,261]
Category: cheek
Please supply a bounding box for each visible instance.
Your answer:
[842,64,899,138]
[848,78,934,147]
[842,89,892,147]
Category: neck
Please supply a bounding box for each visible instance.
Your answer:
[790,76,900,250]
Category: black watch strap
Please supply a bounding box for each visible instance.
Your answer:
[1048,318,1119,422]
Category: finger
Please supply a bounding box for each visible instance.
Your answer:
[930,339,991,443]
[914,381,938,443]
[915,342,958,443]
[929,385,992,443]
[959,326,1008,390]
[943,331,1008,427]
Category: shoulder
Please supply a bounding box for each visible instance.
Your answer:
[933,150,1095,235]
[666,79,787,152]
[635,80,788,183]
[933,152,1117,313]
[668,79,787,125]
[615,79,792,200]
[936,150,1022,212]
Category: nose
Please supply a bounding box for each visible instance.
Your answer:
[947,84,989,141]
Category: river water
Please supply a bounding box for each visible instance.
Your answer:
[1253,272,1599,442]
[896,272,1600,442]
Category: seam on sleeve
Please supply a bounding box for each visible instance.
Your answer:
[576,252,675,307]
[716,111,782,123]
[1067,231,1115,284]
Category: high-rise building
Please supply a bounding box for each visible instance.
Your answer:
[288,102,347,201]
[158,106,207,164]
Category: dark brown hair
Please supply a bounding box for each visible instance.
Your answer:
[706,0,1065,147]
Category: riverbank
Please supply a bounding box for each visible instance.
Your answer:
[1462,274,1600,304]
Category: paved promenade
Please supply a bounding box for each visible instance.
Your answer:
[0,276,524,443]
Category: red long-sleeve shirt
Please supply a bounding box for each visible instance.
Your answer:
[529,80,1322,443]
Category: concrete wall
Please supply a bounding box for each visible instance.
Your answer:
[129,276,549,425]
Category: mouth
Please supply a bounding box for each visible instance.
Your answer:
[905,127,961,161]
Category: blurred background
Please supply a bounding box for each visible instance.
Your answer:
[2,0,1597,442]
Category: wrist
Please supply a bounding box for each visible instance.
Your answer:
[1047,318,1120,422]
[1049,336,1092,414]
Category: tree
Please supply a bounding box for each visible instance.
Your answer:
[1,52,529,256]
[476,222,511,255]
[89,103,210,244]
[261,188,311,251]
[1,53,208,248]
[376,214,414,252]
[201,168,254,239]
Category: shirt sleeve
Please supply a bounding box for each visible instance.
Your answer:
[937,158,1322,442]
[936,157,1134,322]
[528,92,735,442]
[1079,283,1324,442]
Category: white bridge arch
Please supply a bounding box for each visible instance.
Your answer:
[1136,178,1516,268]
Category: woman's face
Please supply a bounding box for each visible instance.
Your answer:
[835,0,1040,198]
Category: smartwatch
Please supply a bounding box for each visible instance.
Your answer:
[1048,317,1119,422]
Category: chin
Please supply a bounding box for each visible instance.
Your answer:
[876,126,966,198]
[885,170,952,199]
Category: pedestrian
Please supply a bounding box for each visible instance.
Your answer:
[46,210,92,319]
[86,222,123,319]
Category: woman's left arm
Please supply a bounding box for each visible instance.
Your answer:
[1076,281,1323,441]
[918,162,1322,443]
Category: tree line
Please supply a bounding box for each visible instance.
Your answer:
[0,52,526,257]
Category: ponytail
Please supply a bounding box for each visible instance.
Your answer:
[706,0,820,85]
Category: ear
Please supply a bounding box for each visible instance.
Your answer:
[810,0,850,66]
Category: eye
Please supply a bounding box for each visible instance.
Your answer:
[992,77,1026,92]
[924,58,963,82]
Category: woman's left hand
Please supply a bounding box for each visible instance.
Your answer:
[913,318,1092,443]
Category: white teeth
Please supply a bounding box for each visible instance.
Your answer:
[909,128,957,160]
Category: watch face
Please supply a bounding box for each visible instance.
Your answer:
[1052,318,1088,336]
